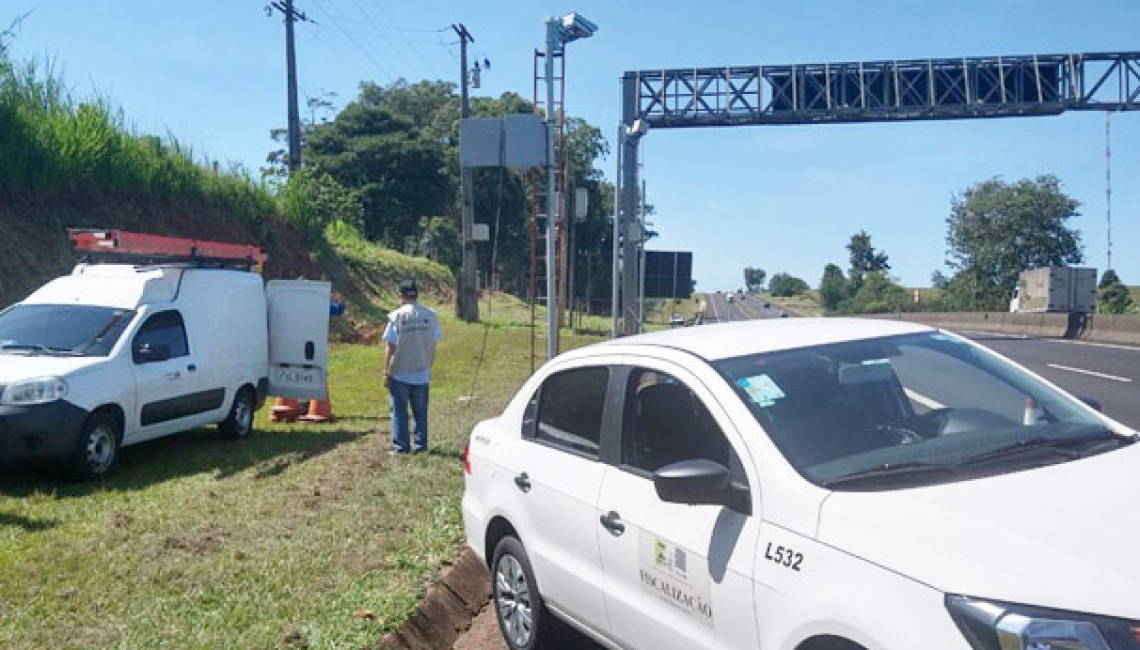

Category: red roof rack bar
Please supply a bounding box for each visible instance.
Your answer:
[68,228,267,264]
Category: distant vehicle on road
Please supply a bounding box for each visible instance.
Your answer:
[726,294,735,304]
[463,318,1138,650]
[669,314,685,327]
[1009,266,1097,313]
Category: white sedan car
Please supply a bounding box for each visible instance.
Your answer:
[462,318,1140,650]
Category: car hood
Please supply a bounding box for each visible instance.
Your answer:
[818,443,1140,620]
[0,354,106,384]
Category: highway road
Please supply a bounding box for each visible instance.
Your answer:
[698,294,1140,429]
[704,291,789,322]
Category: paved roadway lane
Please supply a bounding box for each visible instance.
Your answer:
[704,292,788,322]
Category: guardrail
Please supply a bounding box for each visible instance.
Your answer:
[862,311,1140,347]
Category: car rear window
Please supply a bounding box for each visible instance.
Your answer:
[526,366,610,458]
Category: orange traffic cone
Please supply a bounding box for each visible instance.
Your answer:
[269,397,305,423]
[298,391,334,424]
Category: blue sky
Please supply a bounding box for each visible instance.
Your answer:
[7,0,1139,290]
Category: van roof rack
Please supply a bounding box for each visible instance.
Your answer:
[68,228,267,270]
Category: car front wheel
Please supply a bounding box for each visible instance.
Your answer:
[69,411,121,480]
[492,535,556,650]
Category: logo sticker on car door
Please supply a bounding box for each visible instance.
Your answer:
[638,533,715,627]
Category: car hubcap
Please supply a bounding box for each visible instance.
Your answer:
[495,554,533,647]
[235,397,252,434]
[86,424,115,473]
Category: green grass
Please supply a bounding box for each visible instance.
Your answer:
[0,316,603,650]
[0,39,274,222]
[755,290,824,317]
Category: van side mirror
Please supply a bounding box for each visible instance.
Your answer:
[653,459,751,514]
[135,343,171,364]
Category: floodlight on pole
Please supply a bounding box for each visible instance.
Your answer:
[543,12,596,361]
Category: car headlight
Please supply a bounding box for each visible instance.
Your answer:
[0,377,69,405]
[947,595,1140,650]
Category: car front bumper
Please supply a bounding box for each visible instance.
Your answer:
[0,401,89,462]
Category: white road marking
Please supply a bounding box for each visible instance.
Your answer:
[954,329,1029,339]
[709,295,722,322]
[904,388,946,410]
[1047,339,1140,353]
[1045,363,1133,383]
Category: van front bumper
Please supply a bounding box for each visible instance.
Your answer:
[0,401,90,462]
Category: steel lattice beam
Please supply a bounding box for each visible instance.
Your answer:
[625,51,1140,129]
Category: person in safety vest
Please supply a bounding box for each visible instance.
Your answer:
[382,280,442,455]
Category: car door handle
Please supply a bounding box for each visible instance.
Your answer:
[187,364,197,373]
[599,511,625,536]
[513,472,531,493]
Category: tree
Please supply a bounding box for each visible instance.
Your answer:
[944,175,1083,309]
[769,272,809,297]
[1097,269,1133,314]
[743,267,766,292]
[847,230,890,293]
[819,263,849,311]
[849,271,909,313]
[280,168,363,237]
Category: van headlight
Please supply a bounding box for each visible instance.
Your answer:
[1,377,69,405]
[947,595,1140,650]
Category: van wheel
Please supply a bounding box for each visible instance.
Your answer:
[219,389,255,440]
[492,536,555,650]
[69,411,121,481]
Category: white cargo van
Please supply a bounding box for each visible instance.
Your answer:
[0,230,330,479]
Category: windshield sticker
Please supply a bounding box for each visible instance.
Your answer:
[737,374,785,407]
[639,533,714,628]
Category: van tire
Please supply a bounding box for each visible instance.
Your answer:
[218,388,255,440]
[491,536,557,650]
[68,411,122,481]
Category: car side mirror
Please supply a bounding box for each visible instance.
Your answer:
[135,343,171,364]
[1078,396,1103,412]
[653,459,750,514]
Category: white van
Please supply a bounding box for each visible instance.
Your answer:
[0,260,330,479]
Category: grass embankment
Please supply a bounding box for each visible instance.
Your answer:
[0,314,601,650]
[756,291,824,317]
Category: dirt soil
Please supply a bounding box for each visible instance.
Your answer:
[0,189,321,309]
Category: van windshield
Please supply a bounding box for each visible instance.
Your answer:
[715,332,1134,491]
[0,304,136,357]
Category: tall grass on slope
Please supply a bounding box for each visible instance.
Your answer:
[0,42,273,222]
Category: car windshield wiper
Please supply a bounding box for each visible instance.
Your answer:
[822,461,957,490]
[961,430,1134,466]
[0,343,53,355]
[0,343,82,357]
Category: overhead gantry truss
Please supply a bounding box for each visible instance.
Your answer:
[625,51,1140,129]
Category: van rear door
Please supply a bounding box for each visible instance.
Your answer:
[266,280,331,400]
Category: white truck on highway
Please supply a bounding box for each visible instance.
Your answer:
[1009,266,1097,313]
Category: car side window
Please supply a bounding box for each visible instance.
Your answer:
[523,366,609,458]
[132,310,189,363]
[621,368,745,482]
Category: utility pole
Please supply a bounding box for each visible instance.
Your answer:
[544,19,560,359]
[270,1,309,172]
[454,23,478,322]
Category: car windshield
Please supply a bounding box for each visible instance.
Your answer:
[0,304,136,357]
[715,332,1134,490]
